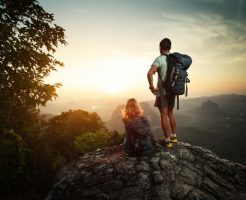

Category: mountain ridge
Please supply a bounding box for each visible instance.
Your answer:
[40,94,246,121]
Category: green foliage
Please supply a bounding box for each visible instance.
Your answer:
[0,0,67,130]
[75,130,114,154]
[111,130,125,145]
[47,109,106,137]
[0,108,124,199]
[0,129,32,195]
[44,109,107,162]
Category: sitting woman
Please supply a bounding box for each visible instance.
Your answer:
[122,98,157,156]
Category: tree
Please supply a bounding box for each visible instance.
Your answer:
[0,0,67,130]
[0,129,30,195]
[0,1,67,198]
[44,109,107,161]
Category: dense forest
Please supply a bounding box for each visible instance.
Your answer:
[0,0,123,199]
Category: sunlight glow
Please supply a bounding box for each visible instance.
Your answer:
[98,62,128,95]
[89,56,146,95]
[103,84,121,94]
[45,55,149,98]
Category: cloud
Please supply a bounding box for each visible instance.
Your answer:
[155,4,246,64]
[160,0,246,23]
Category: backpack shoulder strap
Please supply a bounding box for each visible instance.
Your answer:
[177,95,179,110]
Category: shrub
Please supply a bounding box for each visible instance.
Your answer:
[74,130,123,154]
[0,129,32,195]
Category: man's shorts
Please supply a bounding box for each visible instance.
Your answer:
[154,95,175,110]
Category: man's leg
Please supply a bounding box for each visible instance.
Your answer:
[167,95,178,142]
[168,108,178,143]
[168,108,176,135]
[159,106,172,139]
[155,95,173,147]
[159,106,173,148]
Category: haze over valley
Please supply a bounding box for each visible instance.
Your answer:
[40,94,246,165]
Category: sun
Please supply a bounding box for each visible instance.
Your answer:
[103,84,121,94]
[101,74,125,95]
[96,60,131,95]
[66,56,145,96]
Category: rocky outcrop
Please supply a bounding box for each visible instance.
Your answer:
[46,143,246,200]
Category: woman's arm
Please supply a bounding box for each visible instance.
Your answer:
[122,119,131,138]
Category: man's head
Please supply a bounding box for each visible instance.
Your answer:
[159,38,171,54]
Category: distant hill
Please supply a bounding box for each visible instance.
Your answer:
[39,97,127,121]
[191,100,222,115]
[178,94,246,115]
[106,94,246,165]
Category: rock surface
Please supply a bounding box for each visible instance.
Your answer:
[46,142,246,200]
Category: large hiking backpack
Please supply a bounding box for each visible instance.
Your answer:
[123,116,156,156]
[164,52,192,109]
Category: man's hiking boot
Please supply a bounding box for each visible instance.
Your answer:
[159,138,173,148]
[170,136,178,143]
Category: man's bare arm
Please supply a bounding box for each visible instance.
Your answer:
[147,65,158,95]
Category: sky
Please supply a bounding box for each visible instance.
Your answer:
[39,0,246,102]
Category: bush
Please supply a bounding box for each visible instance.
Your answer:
[74,130,123,154]
[0,129,32,196]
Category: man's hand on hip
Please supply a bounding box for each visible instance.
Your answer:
[150,87,158,95]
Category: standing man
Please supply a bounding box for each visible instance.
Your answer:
[147,38,177,148]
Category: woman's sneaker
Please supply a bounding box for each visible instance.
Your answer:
[159,138,173,148]
[170,136,178,143]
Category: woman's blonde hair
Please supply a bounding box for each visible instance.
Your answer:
[121,98,143,120]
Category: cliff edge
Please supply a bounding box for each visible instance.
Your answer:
[46,142,246,200]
